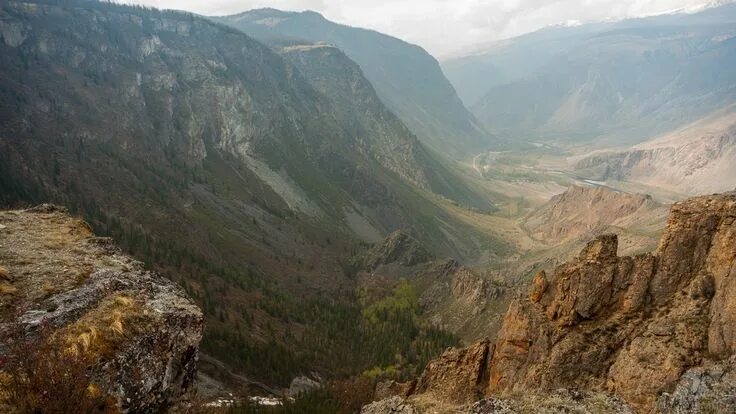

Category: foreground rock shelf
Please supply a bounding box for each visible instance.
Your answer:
[0,205,203,412]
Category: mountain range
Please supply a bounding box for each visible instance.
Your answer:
[0,0,503,386]
[1,0,736,411]
[443,2,736,146]
[215,9,495,159]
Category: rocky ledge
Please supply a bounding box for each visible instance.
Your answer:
[0,205,203,412]
[366,192,736,413]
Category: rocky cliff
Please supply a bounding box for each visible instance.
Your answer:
[0,205,203,412]
[216,9,495,159]
[356,231,507,343]
[370,192,736,413]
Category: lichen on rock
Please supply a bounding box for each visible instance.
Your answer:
[0,205,203,412]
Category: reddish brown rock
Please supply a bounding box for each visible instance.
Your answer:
[414,340,492,404]
[529,271,547,303]
[412,193,736,413]
[489,193,736,411]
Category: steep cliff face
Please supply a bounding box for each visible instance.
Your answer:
[216,9,495,159]
[0,205,203,412]
[385,192,736,412]
[276,43,487,208]
[355,231,507,343]
[492,192,736,410]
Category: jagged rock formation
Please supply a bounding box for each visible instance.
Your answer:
[361,231,434,271]
[376,192,736,413]
[419,261,507,341]
[0,205,203,412]
[356,232,507,342]
[414,340,491,404]
[492,192,736,410]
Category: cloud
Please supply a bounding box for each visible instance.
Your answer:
[118,0,712,58]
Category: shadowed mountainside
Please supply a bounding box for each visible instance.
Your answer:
[0,0,505,386]
[215,8,496,159]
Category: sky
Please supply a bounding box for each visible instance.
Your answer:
[119,0,719,59]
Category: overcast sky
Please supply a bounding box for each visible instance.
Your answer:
[120,0,717,59]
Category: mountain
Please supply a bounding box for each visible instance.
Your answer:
[366,192,736,413]
[575,107,736,195]
[272,41,490,210]
[0,204,202,412]
[443,2,736,145]
[215,9,495,159]
[0,0,504,386]
[524,185,665,246]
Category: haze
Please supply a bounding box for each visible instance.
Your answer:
[119,0,717,57]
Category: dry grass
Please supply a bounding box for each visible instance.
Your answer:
[0,282,17,295]
[0,266,9,280]
[500,391,629,414]
[41,281,59,296]
[60,294,149,359]
[0,323,119,413]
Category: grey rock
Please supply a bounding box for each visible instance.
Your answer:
[287,375,322,397]
[360,397,418,414]
[657,359,736,413]
[467,398,516,414]
[0,207,203,413]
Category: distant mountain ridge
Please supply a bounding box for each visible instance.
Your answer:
[575,108,736,195]
[443,2,736,145]
[215,8,496,159]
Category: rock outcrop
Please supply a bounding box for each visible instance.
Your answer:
[492,192,736,410]
[0,205,203,412]
[361,231,434,271]
[414,340,492,404]
[657,357,736,413]
[393,192,736,413]
[357,232,507,343]
[523,185,664,244]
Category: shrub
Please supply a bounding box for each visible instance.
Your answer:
[0,322,118,413]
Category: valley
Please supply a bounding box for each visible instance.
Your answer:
[0,0,734,413]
